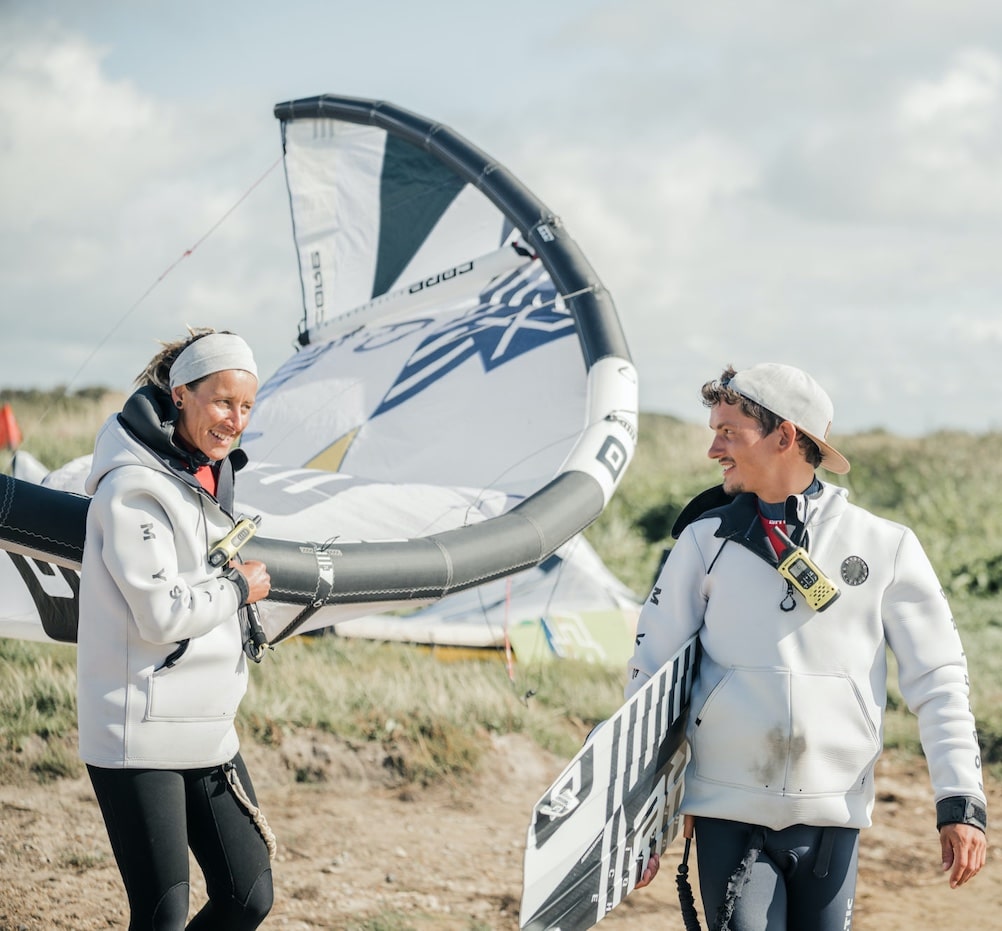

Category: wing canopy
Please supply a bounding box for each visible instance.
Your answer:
[0,95,639,647]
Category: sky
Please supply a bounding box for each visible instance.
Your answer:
[3,1,1002,436]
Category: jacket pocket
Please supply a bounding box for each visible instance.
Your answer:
[690,666,789,791]
[145,635,246,722]
[786,672,880,796]
[690,667,881,797]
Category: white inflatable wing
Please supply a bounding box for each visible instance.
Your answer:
[0,95,638,647]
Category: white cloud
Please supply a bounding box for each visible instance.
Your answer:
[506,127,760,322]
[0,24,297,387]
[0,30,178,224]
[899,48,1002,128]
[5,3,1002,437]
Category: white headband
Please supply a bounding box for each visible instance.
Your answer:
[168,333,258,389]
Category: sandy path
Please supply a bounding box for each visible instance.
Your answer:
[1,733,998,929]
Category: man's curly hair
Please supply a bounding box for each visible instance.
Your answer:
[701,365,822,467]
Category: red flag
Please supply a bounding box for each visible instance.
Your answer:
[0,403,23,450]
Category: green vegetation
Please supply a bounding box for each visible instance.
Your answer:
[584,415,1002,597]
[0,387,124,472]
[0,638,82,782]
[2,392,1001,785]
[242,637,622,785]
[583,413,720,594]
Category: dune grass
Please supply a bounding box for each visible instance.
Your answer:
[240,636,623,784]
[0,633,624,787]
[0,387,123,473]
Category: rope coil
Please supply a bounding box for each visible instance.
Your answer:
[224,761,278,860]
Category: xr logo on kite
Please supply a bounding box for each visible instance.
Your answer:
[374,265,575,416]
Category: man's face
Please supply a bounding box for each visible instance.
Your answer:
[707,401,779,497]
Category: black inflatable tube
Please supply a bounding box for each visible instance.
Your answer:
[0,469,605,609]
[0,477,88,566]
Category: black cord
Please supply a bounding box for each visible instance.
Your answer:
[676,837,703,930]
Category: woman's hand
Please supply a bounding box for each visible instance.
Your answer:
[231,560,271,603]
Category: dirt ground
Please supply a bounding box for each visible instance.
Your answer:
[0,731,998,930]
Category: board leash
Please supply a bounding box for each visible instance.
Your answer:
[674,831,765,931]
[676,837,703,930]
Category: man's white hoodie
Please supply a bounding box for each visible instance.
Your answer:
[626,482,986,832]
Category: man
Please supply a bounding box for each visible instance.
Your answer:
[628,363,986,930]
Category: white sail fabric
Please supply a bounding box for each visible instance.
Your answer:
[243,112,588,497]
[282,117,511,329]
[244,255,584,495]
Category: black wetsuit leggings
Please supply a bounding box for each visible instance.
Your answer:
[694,817,860,931]
[87,753,273,931]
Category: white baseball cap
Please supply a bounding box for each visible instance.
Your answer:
[726,363,850,474]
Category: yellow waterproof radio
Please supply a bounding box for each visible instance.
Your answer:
[773,526,840,612]
[208,515,261,567]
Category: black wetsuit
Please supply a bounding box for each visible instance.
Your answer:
[694,817,859,930]
[87,752,273,930]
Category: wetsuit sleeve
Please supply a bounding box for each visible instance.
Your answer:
[93,479,242,644]
[625,524,710,700]
[223,566,251,606]
[882,527,987,814]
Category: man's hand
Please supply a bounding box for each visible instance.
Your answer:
[635,852,660,889]
[940,823,987,888]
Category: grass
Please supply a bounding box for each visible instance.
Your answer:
[0,639,83,783]
[584,413,719,594]
[0,387,123,473]
[0,633,624,787]
[2,391,1002,786]
[241,636,623,784]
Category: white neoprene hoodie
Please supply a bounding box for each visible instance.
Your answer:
[77,395,248,769]
[626,482,986,831]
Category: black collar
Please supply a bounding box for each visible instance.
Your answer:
[671,481,823,566]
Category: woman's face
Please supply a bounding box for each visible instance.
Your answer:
[172,369,258,461]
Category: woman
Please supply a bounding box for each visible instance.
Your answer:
[77,329,275,930]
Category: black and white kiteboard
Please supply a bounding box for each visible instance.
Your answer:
[519,634,699,931]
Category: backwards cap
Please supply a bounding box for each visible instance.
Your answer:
[726,362,850,474]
